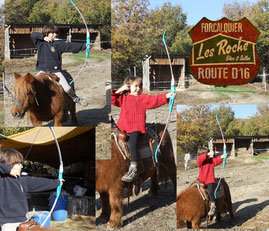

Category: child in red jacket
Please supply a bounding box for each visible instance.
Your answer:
[111,76,175,182]
[197,147,225,216]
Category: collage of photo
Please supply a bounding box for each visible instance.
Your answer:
[0,0,269,231]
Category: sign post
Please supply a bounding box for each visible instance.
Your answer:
[189,17,260,86]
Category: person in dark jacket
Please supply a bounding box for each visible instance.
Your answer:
[30,25,88,107]
[0,149,62,231]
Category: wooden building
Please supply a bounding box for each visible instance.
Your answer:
[142,54,188,91]
[5,24,101,59]
[210,136,269,157]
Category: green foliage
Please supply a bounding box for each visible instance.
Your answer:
[4,0,111,41]
[177,105,235,155]
[178,105,269,156]
[4,0,40,24]
[170,26,192,55]
[222,0,269,68]
[112,0,188,79]
[68,51,110,62]
[0,127,32,136]
[177,105,213,155]
[253,155,269,162]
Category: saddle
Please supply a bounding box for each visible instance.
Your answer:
[192,178,225,201]
[191,180,209,200]
[39,72,60,84]
[111,120,160,172]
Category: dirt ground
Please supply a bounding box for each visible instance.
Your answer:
[173,81,269,105]
[51,216,95,231]
[177,155,269,230]
[96,179,176,231]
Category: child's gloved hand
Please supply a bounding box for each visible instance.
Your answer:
[220,154,226,159]
[207,151,214,158]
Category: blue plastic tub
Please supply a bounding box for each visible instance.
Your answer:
[49,195,68,222]
[33,211,50,227]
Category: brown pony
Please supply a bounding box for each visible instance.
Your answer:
[96,124,176,229]
[177,179,235,229]
[11,72,77,126]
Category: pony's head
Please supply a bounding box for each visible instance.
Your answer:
[11,72,37,119]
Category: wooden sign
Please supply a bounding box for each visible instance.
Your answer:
[189,17,260,86]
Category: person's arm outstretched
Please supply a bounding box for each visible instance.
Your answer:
[139,92,176,109]
[25,176,61,193]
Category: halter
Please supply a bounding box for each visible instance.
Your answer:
[5,84,39,113]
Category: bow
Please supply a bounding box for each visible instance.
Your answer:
[214,112,226,199]
[154,30,175,163]
[216,112,227,167]
[163,30,175,113]
[69,0,90,85]
[41,127,63,227]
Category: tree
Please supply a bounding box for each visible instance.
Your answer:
[210,105,235,137]
[112,0,188,79]
[177,105,212,155]
[222,0,253,20]
[5,0,39,23]
[226,119,246,136]
[170,26,192,55]
[112,0,150,79]
[147,2,187,53]
[222,0,269,67]
[177,105,235,156]
[28,0,59,23]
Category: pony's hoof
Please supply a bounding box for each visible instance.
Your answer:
[107,220,122,230]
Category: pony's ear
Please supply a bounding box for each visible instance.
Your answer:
[25,73,35,84]
[14,72,21,79]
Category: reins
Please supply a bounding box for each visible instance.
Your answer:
[4,84,28,112]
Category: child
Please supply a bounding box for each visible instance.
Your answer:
[0,149,62,231]
[111,76,175,182]
[197,147,225,216]
[30,25,88,107]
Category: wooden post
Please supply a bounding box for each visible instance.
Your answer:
[263,67,267,91]
[142,55,151,90]
[92,31,101,50]
[232,138,236,157]
[178,58,186,89]
[5,26,10,59]
[105,81,111,109]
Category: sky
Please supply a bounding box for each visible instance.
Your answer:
[177,105,259,119]
[148,0,259,25]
